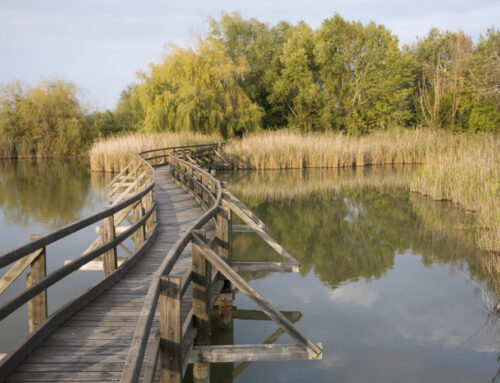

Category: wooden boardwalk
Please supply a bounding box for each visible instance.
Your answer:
[0,144,321,383]
[5,167,203,382]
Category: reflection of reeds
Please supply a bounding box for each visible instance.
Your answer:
[411,192,500,316]
[224,166,414,201]
[410,134,499,253]
[89,132,221,172]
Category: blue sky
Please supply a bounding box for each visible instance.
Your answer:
[1,0,498,109]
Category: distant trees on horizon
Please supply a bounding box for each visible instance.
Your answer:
[1,13,498,157]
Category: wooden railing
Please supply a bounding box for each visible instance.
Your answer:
[121,147,321,383]
[0,143,222,381]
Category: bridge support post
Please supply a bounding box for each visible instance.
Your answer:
[217,200,232,327]
[192,230,211,383]
[160,276,182,383]
[25,234,47,332]
[101,214,117,277]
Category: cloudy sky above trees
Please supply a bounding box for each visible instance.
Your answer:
[1,0,498,109]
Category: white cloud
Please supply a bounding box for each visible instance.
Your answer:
[329,283,379,308]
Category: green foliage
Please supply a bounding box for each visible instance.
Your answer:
[314,14,414,133]
[134,39,263,138]
[2,14,498,155]
[269,22,324,131]
[0,79,91,157]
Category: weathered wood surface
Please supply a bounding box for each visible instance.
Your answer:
[189,343,323,363]
[5,166,205,383]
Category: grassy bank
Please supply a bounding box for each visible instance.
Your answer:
[89,132,221,172]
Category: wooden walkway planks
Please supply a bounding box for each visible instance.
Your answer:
[6,166,204,383]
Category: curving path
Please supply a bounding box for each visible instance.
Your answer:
[5,166,203,382]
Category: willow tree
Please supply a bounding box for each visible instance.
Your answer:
[136,39,263,138]
[0,79,89,157]
[314,14,414,134]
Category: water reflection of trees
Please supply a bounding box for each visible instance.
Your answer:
[0,159,109,230]
[229,168,496,306]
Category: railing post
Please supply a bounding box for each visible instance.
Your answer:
[143,190,155,237]
[192,230,211,382]
[217,199,233,327]
[26,234,47,332]
[133,199,146,250]
[160,276,182,383]
[101,214,117,277]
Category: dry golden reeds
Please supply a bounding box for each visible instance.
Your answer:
[224,129,445,169]
[89,132,221,172]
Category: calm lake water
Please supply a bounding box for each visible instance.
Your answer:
[186,167,500,383]
[1,162,499,382]
[0,159,114,352]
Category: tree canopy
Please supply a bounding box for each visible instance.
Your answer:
[1,13,498,157]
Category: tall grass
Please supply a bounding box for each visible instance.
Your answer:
[90,128,498,253]
[224,129,447,169]
[89,132,221,172]
[410,134,499,253]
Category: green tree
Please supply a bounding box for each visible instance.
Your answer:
[459,29,500,132]
[207,12,292,127]
[135,39,263,138]
[268,22,324,131]
[0,79,90,157]
[412,29,473,130]
[314,14,413,134]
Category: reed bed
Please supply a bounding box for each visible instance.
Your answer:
[89,132,221,172]
[410,133,499,253]
[90,128,498,253]
[224,129,447,170]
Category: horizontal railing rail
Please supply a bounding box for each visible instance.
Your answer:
[122,144,320,383]
[121,148,224,383]
[0,143,223,381]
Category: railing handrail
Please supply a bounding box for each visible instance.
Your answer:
[121,147,223,383]
[0,142,224,382]
[139,142,222,156]
[0,143,224,269]
[0,158,154,269]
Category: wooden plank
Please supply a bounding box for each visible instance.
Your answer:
[226,199,299,266]
[232,224,253,233]
[159,276,182,383]
[232,261,300,273]
[224,193,267,231]
[189,343,323,363]
[0,249,42,295]
[6,370,124,381]
[231,309,302,323]
[63,258,126,271]
[191,232,321,359]
[141,330,160,383]
[16,362,125,372]
[232,327,285,378]
[0,224,158,382]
